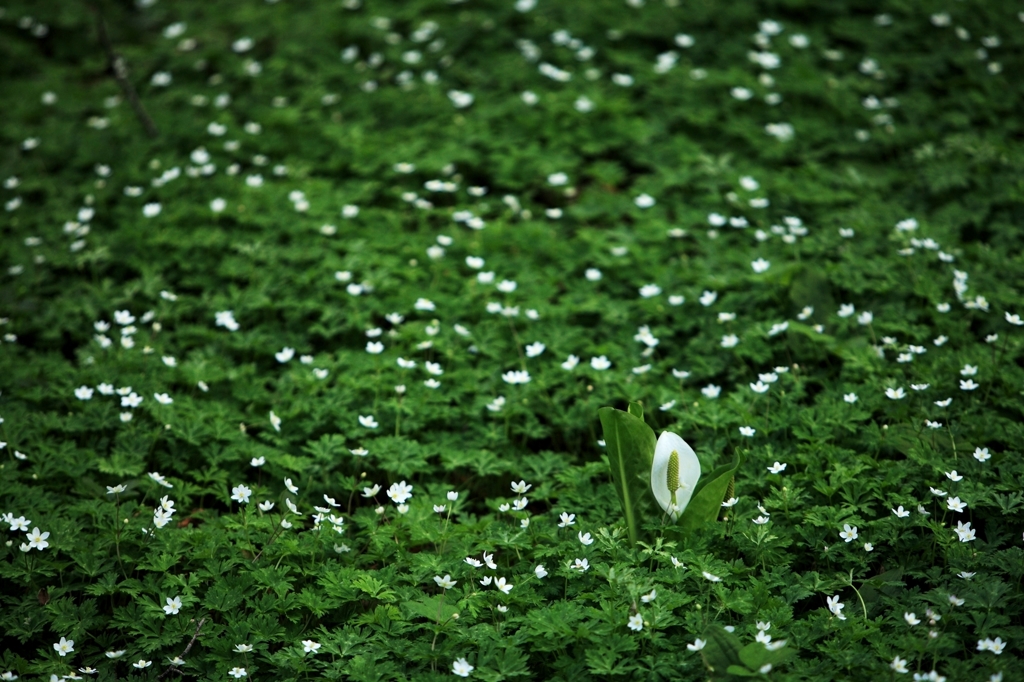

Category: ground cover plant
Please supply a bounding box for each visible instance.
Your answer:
[1,0,1023,679]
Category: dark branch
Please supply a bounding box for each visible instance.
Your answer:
[91,5,159,138]
[156,617,206,680]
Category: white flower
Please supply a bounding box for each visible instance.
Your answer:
[502,370,531,385]
[827,595,846,620]
[839,524,858,542]
[702,571,721,582]
[275,347,295,363]
[639,284,662,298]
[215,310,240,331]
[947,497,966,513]
[75,385,94,400]
[767,461,786,474]
[54,637,75,656]
[731,86,753,101]
[434,574,457,589]
[627,613,644,631]
[269,411,282,432]
[387,481,413,504]
[687,638,706,651]
[701,384,721,399]
[843,393,858,404]
[721,334,739,348]
[751,258,770,273]
[358,415,379,428]
[650,431,700,521]
[154,393,173,405]
[448,90,474,108]
[561,354,580,370]
[578,531,594,546]
[886,387,906,400]
[893,505,910,518]
[452,658,474,678]
[590,356,612,371]
[508,481,532,497]
[143,202,162,217]
[904,612,921,626]
[974,447,991,462]
[765,122,794,141]
[534,565,548,579]
[231,484,251,504]
[301,640,321,654]
[699,290,718,306]
[163,596,182,615]
[739,426,756,437]
[954,520,976,542]
[558,512,576,527]
[525,342,545,357]
[634,194,656,208]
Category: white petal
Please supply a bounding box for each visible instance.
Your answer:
[651,431,700,519]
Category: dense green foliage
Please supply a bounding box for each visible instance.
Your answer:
[2,0,1023,679]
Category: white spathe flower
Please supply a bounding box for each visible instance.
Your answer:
[650,431,700,521]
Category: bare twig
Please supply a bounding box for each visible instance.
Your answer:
[157,617,207,679]
[91,4,159,137]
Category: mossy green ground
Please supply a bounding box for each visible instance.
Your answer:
[1,1,1023,680]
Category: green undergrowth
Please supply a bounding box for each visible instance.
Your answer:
[1,0,1023,680]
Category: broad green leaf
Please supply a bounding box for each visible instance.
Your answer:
[404,595,459,623]
[738,642,772,671]
[702,625,745,674]
[678,454,744,533]
[598,405,657,547]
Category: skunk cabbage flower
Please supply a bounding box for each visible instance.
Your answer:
[651,432,700,520]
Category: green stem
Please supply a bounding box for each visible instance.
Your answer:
[846,569,868,621]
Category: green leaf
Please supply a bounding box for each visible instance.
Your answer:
[725,664,757,677]
[738,641,794,671]
[598,405,657,547]
[738,642,772,671]
[702,625,745,674]
[404,595,458,623]
[678,454,744,533]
